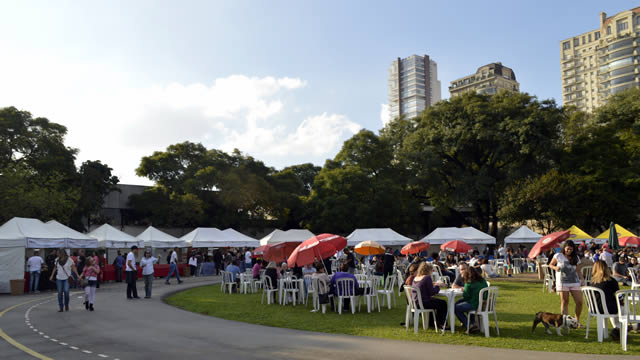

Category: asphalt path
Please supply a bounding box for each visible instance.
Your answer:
[0,276,636,360]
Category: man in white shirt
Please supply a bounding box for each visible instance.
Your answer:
[600,247,614,268]
[126,246,140,299]
[498,245,506,259]
[165,247,183,285]
[245,249,252,272]
[27,250,44,293]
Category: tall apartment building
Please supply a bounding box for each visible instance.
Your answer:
[560,7,640,112]
[448,62,519,97]
[388,54,441,120]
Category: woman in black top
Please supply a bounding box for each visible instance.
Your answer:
[590,260,620,338]
[264,262,278,289]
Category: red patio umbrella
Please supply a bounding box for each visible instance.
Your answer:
[263,242,300,263]
[528,230,571,259]
[287,233,347,268]
[440,240,472,254]
[401,241,429,255]
[620,236,640,248]
[252,245,269,258]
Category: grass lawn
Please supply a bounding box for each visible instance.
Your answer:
[165,279,640,355]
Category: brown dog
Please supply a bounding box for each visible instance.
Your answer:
[532,312,582,336]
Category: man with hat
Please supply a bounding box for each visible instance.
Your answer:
[126,246,140,299]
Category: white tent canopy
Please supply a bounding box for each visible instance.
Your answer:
[259,229,314,246]
[0,217,67,248]
[46,220,98,248]
[504,225,542,244]
[137,226,186,248]
[0,218,31,293]
[88,224,143,249]
[222,229,260,247]
[346,228,412,247]
[420,227,496,245]
[182,228,260,248]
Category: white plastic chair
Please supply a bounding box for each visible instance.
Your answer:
[378,274,396,309]
[616,289,640,351]
[223,271,237,294]
[582,266,593,286]
[582,286,618,342]
[240,274,253,294]
[335,278,357,314]
[304,274,315,306]
[629,268,640,290]
[261,276,278,304]
[403,285,438,334]
[541,265,555,293]
[466,286,500,337]
[282,277,300,306]
[396,269,405,297]
[359,276,381,313]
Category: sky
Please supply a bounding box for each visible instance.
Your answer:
[1,1,638,185]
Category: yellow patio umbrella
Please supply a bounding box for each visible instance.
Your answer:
[354,240,385,256]
[566,225,593,243]
[595,224,637,243]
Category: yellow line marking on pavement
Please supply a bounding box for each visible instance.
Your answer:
[0,298,54,360]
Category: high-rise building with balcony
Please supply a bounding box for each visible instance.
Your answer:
[560,7,640,112]
[448,62,519,97]
[388,54,441,120]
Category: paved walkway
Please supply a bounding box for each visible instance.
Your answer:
[0,276,635,360]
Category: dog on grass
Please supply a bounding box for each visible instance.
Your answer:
[532,312,582,336]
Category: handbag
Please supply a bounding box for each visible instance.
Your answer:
[318,292,330,304]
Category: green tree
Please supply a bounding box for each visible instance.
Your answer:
[499,89,640,234]
[305,130,421,234]
[73,160,120,229]
[401,91,563,236]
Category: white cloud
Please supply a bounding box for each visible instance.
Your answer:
[221,113,362,156]
[380,103,390,126]
[0,53,358,184]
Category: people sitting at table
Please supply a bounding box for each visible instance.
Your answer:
[613,256,631,286]
[445,254,457,268]
[480,258,500,278]
[252,260,262,279]
[412,262,448,329]
[329,263,363,302]
[404,262,420,287]
[431,253,455,283]
[590,260,620,339]
[452,261,468,289]
[265,262,279,289]
[225,260,241,285]
[374,256,384,276]
[454,266,488,333]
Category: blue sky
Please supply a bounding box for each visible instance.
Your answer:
[1,1,638,184]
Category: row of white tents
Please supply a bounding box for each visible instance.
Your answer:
[0,216,544,293]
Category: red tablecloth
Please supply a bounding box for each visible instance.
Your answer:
[102,264,187,281]
[24,263,188,292]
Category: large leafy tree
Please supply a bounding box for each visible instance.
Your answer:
[73,160,120,229]
[305,129,421,234]
[401,91,563,236]
[0,107,81,224]
[499,88,640,233]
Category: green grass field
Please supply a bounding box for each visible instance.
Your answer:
[165,279,640,355]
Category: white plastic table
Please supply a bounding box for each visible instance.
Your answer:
[436,288,463,334]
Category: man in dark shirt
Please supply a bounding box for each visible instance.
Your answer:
[452,261,468,289]
[382,248,395,284]
[345,249,356,274]
[613,256,631,285]
[113,251,125,282]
